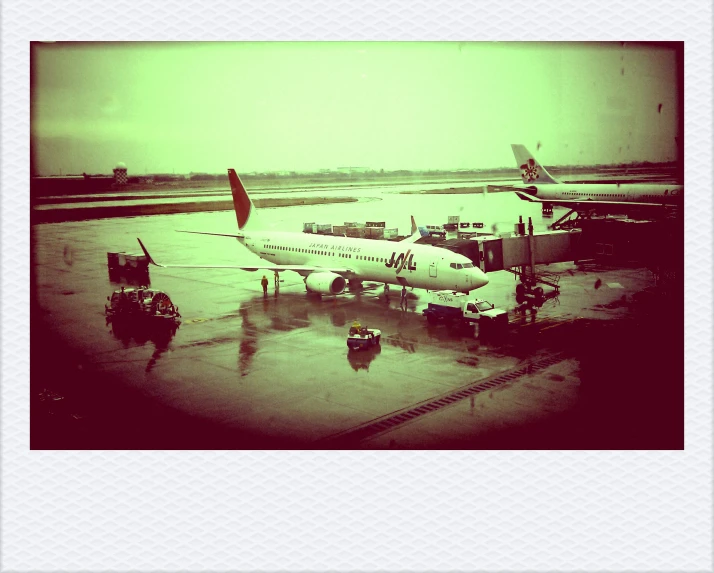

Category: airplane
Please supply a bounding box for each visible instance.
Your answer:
[136,168,489,295]
[508,144,683,209]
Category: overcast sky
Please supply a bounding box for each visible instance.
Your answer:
[31,42,681,176]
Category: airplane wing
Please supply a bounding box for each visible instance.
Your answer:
[137,238,352,275]
[513,192,670,207]
[176,230,244,238]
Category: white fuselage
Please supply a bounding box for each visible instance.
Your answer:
[241,231,489,292]
[519,182,683,205]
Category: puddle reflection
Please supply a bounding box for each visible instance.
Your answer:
[347,345,382,372]
[108,316,179,372]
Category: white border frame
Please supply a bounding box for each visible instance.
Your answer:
[4,1,712,571]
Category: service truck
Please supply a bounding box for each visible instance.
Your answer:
[422,290,508,333]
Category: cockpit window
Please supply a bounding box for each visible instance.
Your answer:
[463,263,474,268]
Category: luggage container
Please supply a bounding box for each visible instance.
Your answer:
[107,251,149,272]
[346,227,365,238]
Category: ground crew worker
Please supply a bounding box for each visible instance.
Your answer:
[400,285,408,310]
[261,275,269,297]
[274,271,280,292]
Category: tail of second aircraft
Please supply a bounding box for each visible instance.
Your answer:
[511,144,559,185]
[228,168,264,231]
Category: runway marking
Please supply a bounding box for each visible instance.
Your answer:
[316,352,567,447]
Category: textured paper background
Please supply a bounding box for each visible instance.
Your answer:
[4,1,712,571]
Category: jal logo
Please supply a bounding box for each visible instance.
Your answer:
[520,158,539,182]
[385,250,417,273]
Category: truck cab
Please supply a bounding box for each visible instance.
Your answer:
[463,299,499,320]
[423,290,507,332]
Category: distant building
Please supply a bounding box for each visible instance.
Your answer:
[113,162,128,185]
[31,175,114,197]
[336,166,370,174]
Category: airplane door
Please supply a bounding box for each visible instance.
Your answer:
[429,261,437,277]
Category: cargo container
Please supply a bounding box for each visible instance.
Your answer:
[365,221,386,228]
[365,227,384,239]
[346,227,366,238]
[384,228,399,239]
[107,251,149,272]
[332,225,347,236]
[316,223,332,234]
[303,222,316,233]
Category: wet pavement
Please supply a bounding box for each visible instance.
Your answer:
[31,189,683,449]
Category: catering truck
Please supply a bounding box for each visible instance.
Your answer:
[422,290,508,333]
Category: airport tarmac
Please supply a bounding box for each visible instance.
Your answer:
[30,187,683,449]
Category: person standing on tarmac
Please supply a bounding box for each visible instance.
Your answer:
[261,275,269,298]
[400,285,408,310]
[118,286,128,311]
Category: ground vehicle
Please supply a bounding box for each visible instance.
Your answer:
[105,286,181,325]
[422,291,507,332]
[347,322,382,350]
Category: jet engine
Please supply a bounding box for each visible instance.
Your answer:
[305,272,346,295]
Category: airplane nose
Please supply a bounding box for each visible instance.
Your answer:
[471,268,489,289]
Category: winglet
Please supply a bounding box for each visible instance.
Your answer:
[137,238,164,267]
[400,216,426,243]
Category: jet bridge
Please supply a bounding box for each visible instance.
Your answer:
[476,219,581,306]
[435,217,582,308]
